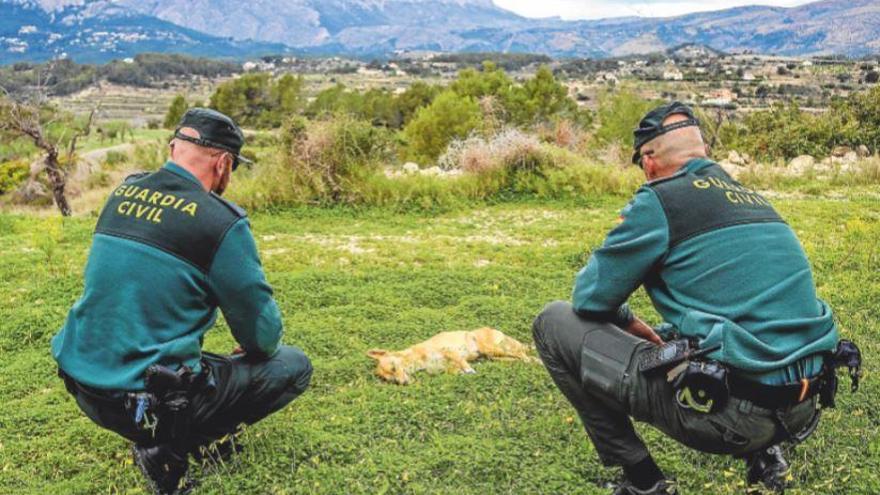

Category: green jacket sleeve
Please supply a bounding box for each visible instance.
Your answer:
[208,218,282,357]
[572,187,669,327]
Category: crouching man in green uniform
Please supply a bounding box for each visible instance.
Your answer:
[532,102,843,494]
[52,109,312,494]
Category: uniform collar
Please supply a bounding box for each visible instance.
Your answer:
[163,161,203,187]
[646,157,714,185]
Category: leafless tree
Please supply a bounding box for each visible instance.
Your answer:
[0,88,95,216]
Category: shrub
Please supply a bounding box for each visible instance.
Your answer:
[96,121,134,143]
[0,159,29,194]
[131,141,167,171]
[163,94,188,129]
[595,90,660,146]
[209,73,305,128]
[727,102,848,161]
[403,91,482,164]
[437,129,642,198]
[103,150,129,168]
[439,129,547,174]
[230,116,394,208]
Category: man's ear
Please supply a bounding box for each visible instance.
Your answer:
[643,154,659,180]
[367,349,388,360]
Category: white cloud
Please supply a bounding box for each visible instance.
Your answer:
[493,0,816,20]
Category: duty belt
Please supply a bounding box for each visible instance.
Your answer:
[728,339,862,411]
[727,372,823,410]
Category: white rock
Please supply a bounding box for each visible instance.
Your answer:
[402,162,420,174]
[857,145,871,158]
[727,150,745,166]
[842,151,859,163]
[788,155,815,174]
[420,166,443,177]
[831,146,852,158]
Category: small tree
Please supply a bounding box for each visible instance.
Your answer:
[0,91,94,216]
[403,91,482,163]
[163,94,188,129]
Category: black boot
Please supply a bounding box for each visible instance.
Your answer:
[746,444,790,494]
[612,479,678,495]
[132,444,193,495]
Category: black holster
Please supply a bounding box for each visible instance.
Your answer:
[132,364,204,452]
[818,339,862,409]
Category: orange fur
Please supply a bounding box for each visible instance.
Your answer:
[366,327,537,385]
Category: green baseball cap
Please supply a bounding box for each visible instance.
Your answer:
[174,108,251,171]
[632,101,700,165]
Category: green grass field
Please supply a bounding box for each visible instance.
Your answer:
[0,189,877,494]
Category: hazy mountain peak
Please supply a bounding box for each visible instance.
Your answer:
[2,0,879,63]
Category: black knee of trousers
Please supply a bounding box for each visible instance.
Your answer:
[270,345,313,395]
[532,300,573,351]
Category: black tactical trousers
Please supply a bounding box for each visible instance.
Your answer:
[532,301,819,467]
[63,345,312,453]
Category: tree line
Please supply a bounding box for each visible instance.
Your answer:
[198,62,589,163]
[0,54,239,97]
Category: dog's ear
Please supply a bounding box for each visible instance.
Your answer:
[367,349,388,360]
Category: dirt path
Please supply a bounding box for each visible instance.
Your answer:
[80,142,135,165]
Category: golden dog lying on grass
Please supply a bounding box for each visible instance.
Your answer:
[367,327,536,384]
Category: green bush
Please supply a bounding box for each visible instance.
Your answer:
[595,90,660,146]
[0,159,29,194]
[725,103,845,161]
[403,91,482,164]
[163,94,189,129]
[722,86,880,162]
[210,73,305,128]
[131,141,167,171]
[230,116,394,207]
[230,117,641,212]
[103,150,129,168]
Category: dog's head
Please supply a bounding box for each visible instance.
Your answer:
[367,349,411,385]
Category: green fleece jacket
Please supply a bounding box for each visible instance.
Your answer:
[572,158,838,385]
[52,162,282,391]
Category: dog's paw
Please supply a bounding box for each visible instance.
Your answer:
[463,368,477,374]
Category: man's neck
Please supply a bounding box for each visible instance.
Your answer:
[652,154,708,181]
[172,159,212,192]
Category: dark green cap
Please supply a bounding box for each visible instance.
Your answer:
[174,108,250,170]
[632,101,700,165]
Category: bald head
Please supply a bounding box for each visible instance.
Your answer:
[639,114,707,180]
[170,127,234,194]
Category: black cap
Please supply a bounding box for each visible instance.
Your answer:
[632,101,700,165]
[174,108,251,170]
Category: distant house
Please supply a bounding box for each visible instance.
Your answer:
[596,72,618,84]
[704,88,736,107]
[742,72,756,81]
[663,69,684,81]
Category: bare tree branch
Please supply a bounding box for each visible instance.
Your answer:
[0,92,72,216]
[67,107,97,164]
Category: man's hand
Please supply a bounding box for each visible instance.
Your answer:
[625,317,663,346]
[231,346,246,356]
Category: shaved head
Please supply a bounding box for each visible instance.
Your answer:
[639,114,708,180]
[169,127,234,195]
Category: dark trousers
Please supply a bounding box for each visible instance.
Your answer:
[532,301,819,467]
[63,345,312,454]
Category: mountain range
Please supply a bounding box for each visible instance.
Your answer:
[2,0,879,64]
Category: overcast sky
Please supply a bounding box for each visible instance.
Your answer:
[493,0,816,20]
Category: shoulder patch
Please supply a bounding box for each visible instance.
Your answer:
[123,171,152,184]
[209,192,247,218]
